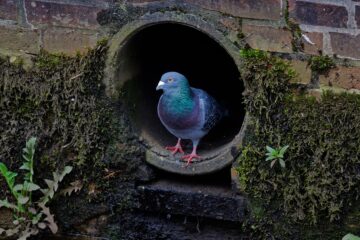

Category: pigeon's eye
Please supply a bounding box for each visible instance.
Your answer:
[168,78,174,83]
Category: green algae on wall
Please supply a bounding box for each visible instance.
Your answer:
[238,48,360,239]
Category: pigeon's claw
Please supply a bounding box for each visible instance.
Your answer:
[165,145,184,155]
[181,153,201,166]
[165,139,184,155]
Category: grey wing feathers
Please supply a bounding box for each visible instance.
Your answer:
[192,88,224,132]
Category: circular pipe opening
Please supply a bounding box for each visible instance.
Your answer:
[112,23,246,175]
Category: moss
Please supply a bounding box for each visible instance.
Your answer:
[284,0,303,52]
[308,55,336,74]
[0,41,112,195]
[33,50,69,69]
[238,48,360,238]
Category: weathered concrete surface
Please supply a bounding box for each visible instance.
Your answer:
[137,179,247,222]
[106,211,247,240]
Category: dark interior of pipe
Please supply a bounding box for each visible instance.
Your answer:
[118,23,245,156]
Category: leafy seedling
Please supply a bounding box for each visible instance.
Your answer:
[265,145,289,168]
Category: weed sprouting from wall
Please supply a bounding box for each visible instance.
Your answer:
[238,48,360,238]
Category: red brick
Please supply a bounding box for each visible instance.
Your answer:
[302,32,323,55]
[288,60,311,84]
[43,27,102,55]
[356,6,360,28]
[25,1,105,29]
[319,66,360,90]
[242,24,293,53]
[129,0,163,2]
[330,32,360,59]
[219,17,241,31]
[289,1,348,28]
[184,0,282,20]
[0,0,17,21]
[0,25,40,53]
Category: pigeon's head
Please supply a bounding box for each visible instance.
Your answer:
[156,72,190,93]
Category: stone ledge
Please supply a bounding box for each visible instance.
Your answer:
[137,179,247,222]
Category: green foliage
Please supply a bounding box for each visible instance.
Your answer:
[343,234,360,240]
[240,48,269,61]
[238,48,360,237]
[0,137,72,239]
[265,145,289,168]
[308,55,336,73]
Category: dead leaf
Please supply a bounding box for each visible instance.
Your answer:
[61,180,83,196]
[88,183,100,196]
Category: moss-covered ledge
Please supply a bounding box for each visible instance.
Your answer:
[237,48,360,239]
[0,40,155,239]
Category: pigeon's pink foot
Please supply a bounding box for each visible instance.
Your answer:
[165,139,184,155]
[181,153,201,166]
[165,145,184,155]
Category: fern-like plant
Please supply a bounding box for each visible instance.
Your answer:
[0,137,72,239]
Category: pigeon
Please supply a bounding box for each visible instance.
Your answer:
[156,72,225,165]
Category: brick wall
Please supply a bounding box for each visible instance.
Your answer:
[0,0,113,58]
[0,0,359,92]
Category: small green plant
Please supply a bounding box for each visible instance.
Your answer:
[265,145,289,168]
[343,234,360,240]
[308,55,336,73]
[240,48,269,60]
[0,137,72,239]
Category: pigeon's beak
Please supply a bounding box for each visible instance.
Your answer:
[156,81,165,90]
